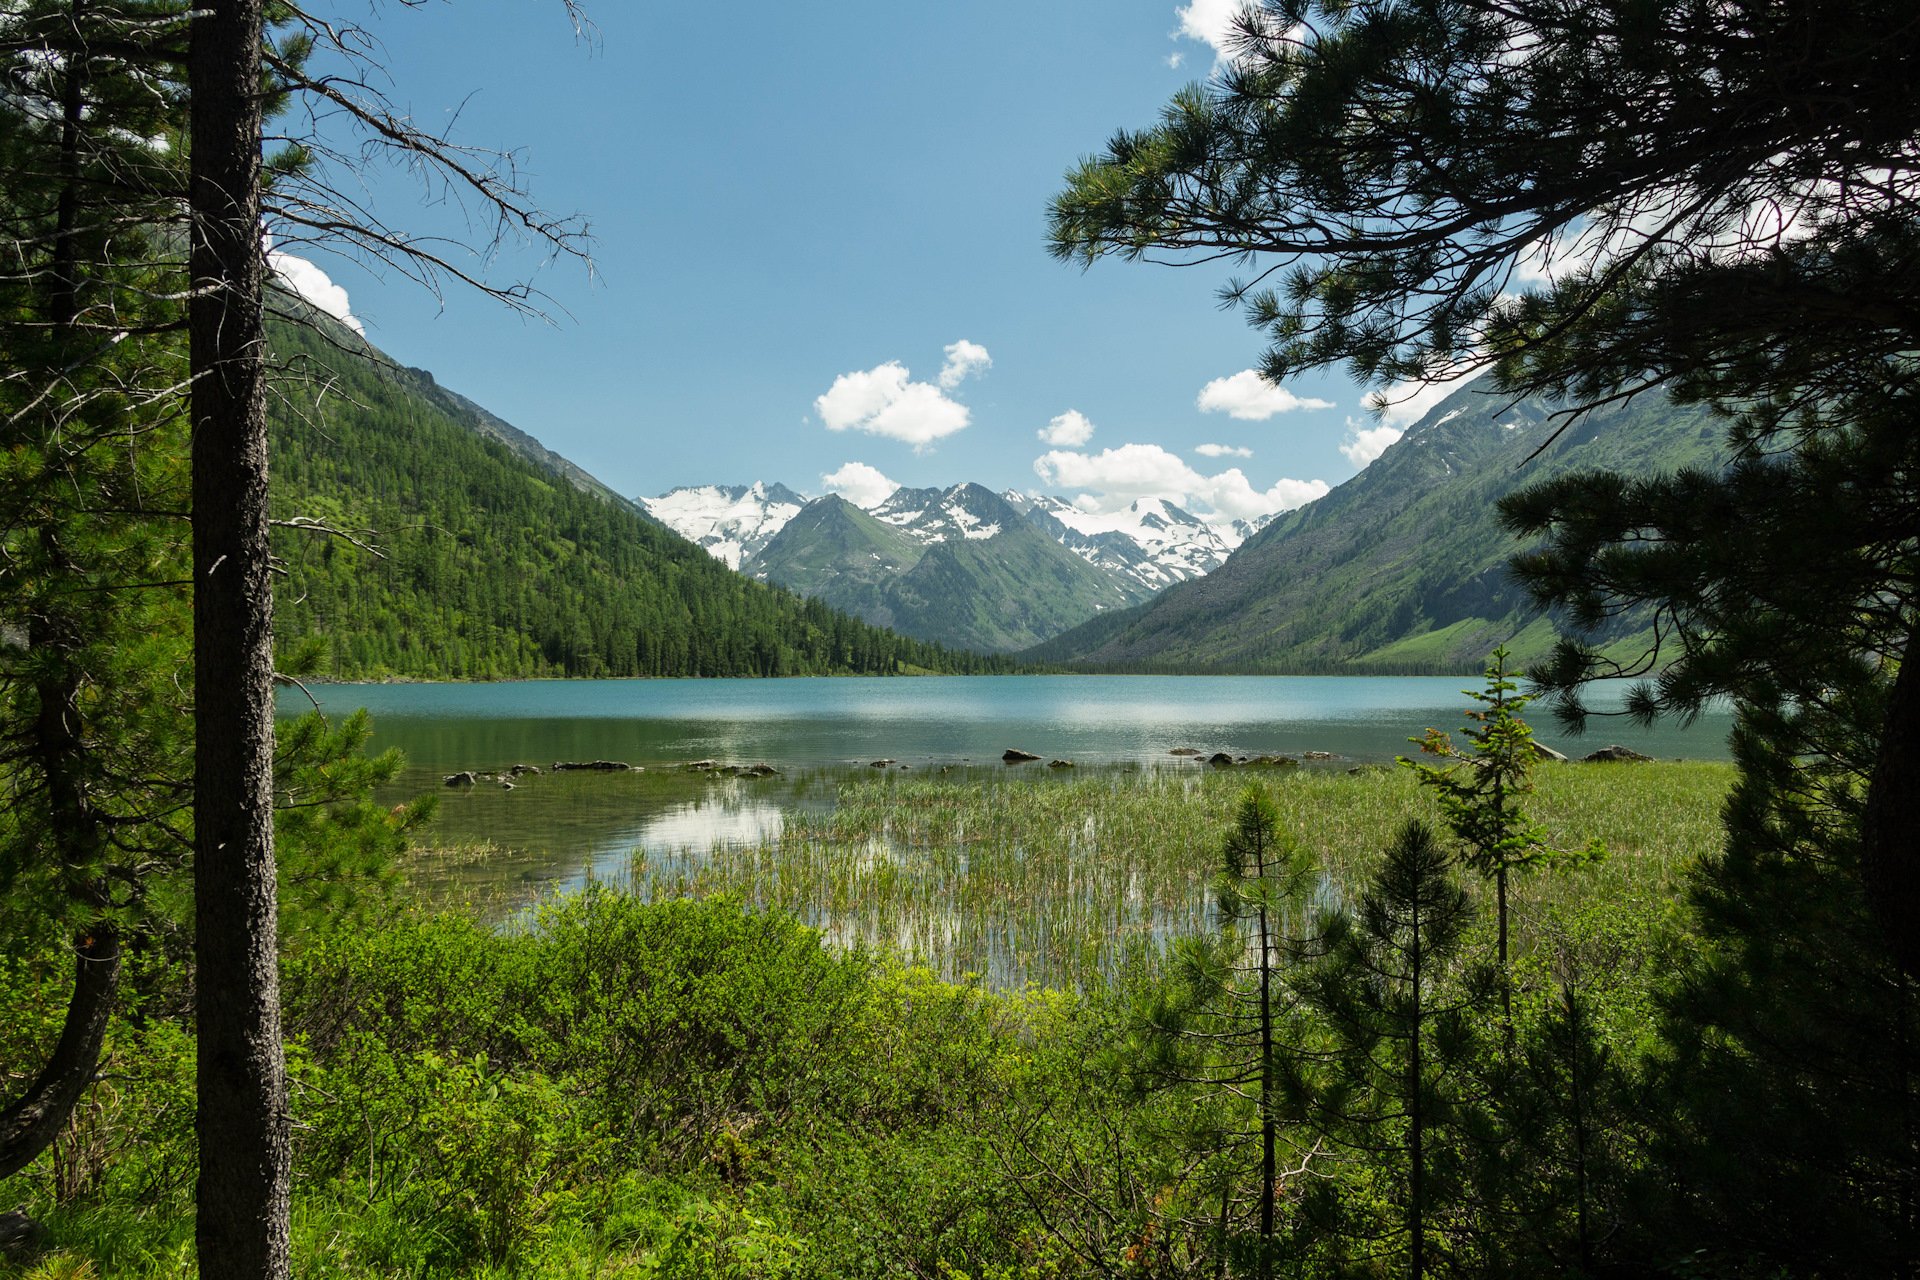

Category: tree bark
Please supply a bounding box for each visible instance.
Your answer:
[189,3,289,1276]
[0,928,119,1180]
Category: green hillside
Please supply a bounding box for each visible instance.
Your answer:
[265,320,1016,679]
[745,496,924,604]
[748,486,1145,652]
[1024,381,1724,673]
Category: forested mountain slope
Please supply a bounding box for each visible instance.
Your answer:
[1024,380,1724,673]
[265,319,1015,679]
[747,486,1147,652]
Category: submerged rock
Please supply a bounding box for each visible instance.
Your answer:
[554,760,633,772]
[1048,759,1075,769]
[509,763,544,776]
[1169,747,1203,757]
[870,758,896,768]
[443,771,477,787]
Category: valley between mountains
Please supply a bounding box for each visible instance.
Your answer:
[269,308,1720,677]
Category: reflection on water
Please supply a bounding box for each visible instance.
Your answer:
[308,675,1737,976]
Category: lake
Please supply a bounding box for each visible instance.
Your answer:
[281,674,1734,909]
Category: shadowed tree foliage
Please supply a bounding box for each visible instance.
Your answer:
[1050,0,1920,976]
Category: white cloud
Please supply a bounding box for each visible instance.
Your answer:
[1195,442,1252,458]
[1175,0,1245,58]
[268,251,363,336]
[1201,468,1330,520]
[1173,1,1304,66]
[1367,371,1470,429]
[1340,419,1404,468]
[1034,442,1326,522]
[1036,443,1200,506]
[820,461,900,509]
[1038,409,1095,447]
[1166,51,1186,69]
[1196,369,1334,420]
[937,339,992,390]
[814,360,970,450]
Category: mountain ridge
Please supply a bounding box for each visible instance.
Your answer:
[1023,380,1724,674]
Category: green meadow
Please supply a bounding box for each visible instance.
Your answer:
[629,761,1730,989]
[3,758,1737,1278]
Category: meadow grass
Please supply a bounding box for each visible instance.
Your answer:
[626,760,1733,989]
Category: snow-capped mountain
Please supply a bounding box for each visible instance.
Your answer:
[641,479,1265,602]
[869,483,1013,544]
[1003,493,1240,592]
[637,482,807,569]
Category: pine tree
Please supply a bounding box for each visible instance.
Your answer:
[1050,0,1920,977]
[0,0,194,1181]
[1303,820,1481,1280]
[1401,647,1598,1026]
[1134,786,1319,1279]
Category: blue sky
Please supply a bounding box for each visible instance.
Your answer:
[280,1,1438,526]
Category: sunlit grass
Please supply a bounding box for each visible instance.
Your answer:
[625,761,1733,989]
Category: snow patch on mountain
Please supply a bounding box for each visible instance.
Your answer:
[1004,492,1239,591]
[639,482,807,569]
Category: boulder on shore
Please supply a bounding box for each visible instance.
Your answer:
[1207,752,1236,767]
[870,758,896,768]
[1003,748,1042,763]
[1581,745,1654,763]
[509,763,543,776]
[1532,743,1569,762]
[443,771,477,787]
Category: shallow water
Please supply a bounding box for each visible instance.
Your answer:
[282,673,1733,908]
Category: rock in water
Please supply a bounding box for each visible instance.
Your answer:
[1003,748,1042,763]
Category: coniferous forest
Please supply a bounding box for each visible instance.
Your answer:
[267,320,1018,680]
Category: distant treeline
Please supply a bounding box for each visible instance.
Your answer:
[267,321,1019,680]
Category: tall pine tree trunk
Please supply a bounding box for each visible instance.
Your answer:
[190,3,289,1276]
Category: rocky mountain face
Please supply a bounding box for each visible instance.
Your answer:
[744,485,1151,653]
[1002,493,1240,590]
[638,478,1270,651]
[637,482,808,569]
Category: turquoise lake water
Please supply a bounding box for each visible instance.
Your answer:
[287,673,1731,772]
[279,674,1733,908]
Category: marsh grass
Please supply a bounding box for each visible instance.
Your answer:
[623,761,1733,989]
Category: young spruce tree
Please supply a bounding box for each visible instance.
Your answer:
[1137,785,1318,1280]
